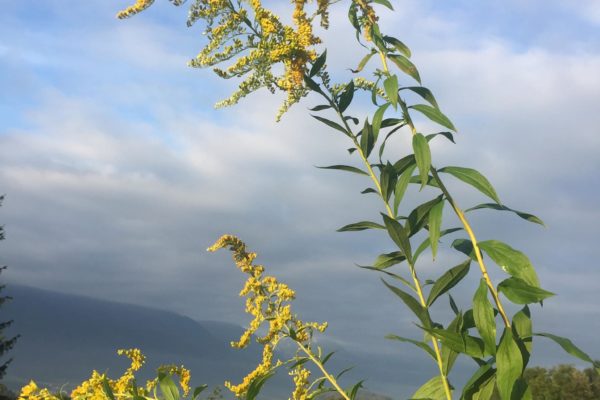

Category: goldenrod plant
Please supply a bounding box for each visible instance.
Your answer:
[18,1,600,399]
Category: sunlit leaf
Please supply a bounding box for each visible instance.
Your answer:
[411,376,446,400]
[382,279,431,328]
[385,334,436,360]
[438,166,500,204]
[497,277,554,304]
[473,279,496,355]
[383,36,411,57]
[316,164,369,176]
[402,86,439,109]
[382,214,413,264]
[428,199,444,259]
[337,221,385,232]
[388,54,421,83]
[496,328,522,400]
[465,203,545,226]
[410,104,456,131]
[383,75,399,108]
[427,260,471,306]
[478,240,539,287]
[412,133,431,190]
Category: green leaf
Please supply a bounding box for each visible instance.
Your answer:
[385,334,436,361]
[361,187,377,194]
[393,154,416,173]
[428,199,444,260]
[246,370,276,400]
[192,385,208,400]
[414,227,462,262]
[473,279,497,355]
[309,104,331,112]
[402,86,439,109]
[388,54,421,83]
[410,104,456,131]
[478,240,539,287]
[496,328,523,400]
[426,131,455,144]
[349,380,364,400]
[337,221,385,232]
[102,378,116,400]
[371,0,394,10]
[382,214,413,264]
[512,306,532,356]
[393,164,416,216]
[309,50,327,77]
[373,251,406,269]
[441,313,462,376]
[383,75,399,108]
[427,328,487,358]
[338,80,355,112]
[534,332,596,364]
[304,75,324,94]
[427,260,471,306]
[311,115,350,136]
[158,373,180,400]
[465,203,545,226]
[316,164,369,176]
[461,363,495,400]
[411,376,446,400]
[383,36,411,58]
[451,238,476,260]
[497,277,554,304]
[372,103,390,141]
[359,266,415,291]
[406,195,443,237]
[412,133,431,190]
[380,162,397,202]
[359,118,374,157]
[448,294,459,315]
[472,376,496,400]
[438,166,500,204]
[351,50,377,73]
[382,279,431,328]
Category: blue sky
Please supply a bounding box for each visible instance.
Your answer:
[1,0,600,396]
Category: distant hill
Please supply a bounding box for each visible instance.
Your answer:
[2,285,262,394]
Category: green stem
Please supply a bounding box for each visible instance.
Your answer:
[297,342,351,400]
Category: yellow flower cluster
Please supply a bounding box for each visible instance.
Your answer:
[116,0,332,120]
[290,366,311,400]
[18,349,191,400]
[208,234,327,398]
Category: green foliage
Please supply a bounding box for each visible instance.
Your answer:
[524,364,600,400]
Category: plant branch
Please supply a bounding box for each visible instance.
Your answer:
[296,342,351,400]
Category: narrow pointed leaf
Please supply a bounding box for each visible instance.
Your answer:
[309,50,327,77]
[359,118,374,157]
[388,54,421,83]
[438,166,500,204]
[427,260,471,306]
[461,363,495,400]
[512,306,532,355]
[394,164,416,215]
[383,36,411,57]
[428,199,444,259]
[465,203,545,226]
[473,279,496,355]
[534,332,597,364]
[410,104,456,131]
[426,131,455,144]
[372,0,393,10]
[380,163,397,202]
[385,334,436,361]
[372,103,391,140]
[382,214,413,264]
[371,251,406,269]
[337,221,385,232]
[406,195,443,237]
[382,279,431,328]
[451,238,476,260]
[359,266,415,291]
[411,376,446,400]
[192,385,208,400]
[478,240,539,287]
[351,50,376,73]
[496,328,523,400]
[338,80,355,112]
[402,86,439,109]
[309,104,332,111]
[383,75,399,108]
[317,165,369,176]
[427,328,487,358]
[311,115,350,136]
[158,373,180,400]
[412,133,431,190]
[497,277,554,304]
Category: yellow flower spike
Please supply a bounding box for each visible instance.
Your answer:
[116,0,155,19]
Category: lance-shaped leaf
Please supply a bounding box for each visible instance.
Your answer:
[426,131,455,144]
[388,54,421,83]
[309,104,332,112]
[338,80,355,112]
[401,86,439,109]
[382,279,431,328]
[406,195,444,237]
[461,362,495,400]
[427,260,471,306]
[438,166,500,204]
[414,227,462,262]
[478,240,539,287]
[465,203,545,226]
[337,221,385,232]
[380,162,397,202]
[372,102,390,141]
[382,214,413,264]
[351,50,376,73]
[411,376,446,400]
[246,370,276,400]
[496,328,523,400]
[497,277,554,304]
[311,115,351,136]
[426,328,487,358]
[316,165,369,176]
[512,306,532,356]
[534,332,600,372]
[158,373,181,400]
[412,133,431,190]
[473,279,496,355]
[394,164,417,215]
[410,104,456,131]
[428,198,444,259]
[359,118,375,157]
[472,375,496,400]
[441,313,462,376]
[359,266,415,291]
[309,50,327,77]
[383,35,411,57]
[102,378,116,400]
[371,251,406,269]
[385,334,436,361]
[383,75,399,108]
[451,238,477,260]
[192,385,208,400]
[393,154,416,173]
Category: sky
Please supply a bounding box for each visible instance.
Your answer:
[1,0,600,396]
